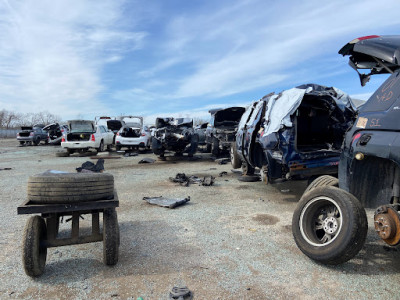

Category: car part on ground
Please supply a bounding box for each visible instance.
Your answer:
[169,173,215,186]
[152,117,199,157]
[143,196,190,208]
[27,170,114,204]
[169,286,193,300]
[17,124,49,146]
[115,116,151,150]
[293,35,400,265]
[138,157,155,164]
[206,107,245,156]
[236,84,356,183]
[61,120,114,154]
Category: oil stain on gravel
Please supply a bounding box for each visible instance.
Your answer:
[252,214,279,225]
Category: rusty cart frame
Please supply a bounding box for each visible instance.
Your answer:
[17,190,120,277]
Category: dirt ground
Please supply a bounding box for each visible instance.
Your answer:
[0,138,399,300]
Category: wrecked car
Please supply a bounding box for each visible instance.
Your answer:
[235,84,356,182]
[115,116,151,150]
[42,123,68,145]
[95,116,123,143]
[194,123,208,147]
[61,120,114,155]
[16,124,48,146]
[152,118,199,157]
[292,35,400,265]
[206,107,245,156]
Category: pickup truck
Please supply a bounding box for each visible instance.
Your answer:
[61,120,114,155]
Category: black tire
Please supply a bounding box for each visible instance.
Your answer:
[205,143,212,153]
[106,144,112,151]
[230,143,241,169]
[19,141,25,145]
[27,173,114,204]
[33,137,40,146]
[211,137,220,156]
[188,134,199,156]
[67,149,75,154]
[304,175,339,195]
[292,186,368,265]
[98,140,104,152]
[103,209,119,265]
[55,151,70,157]
[241,161,255,175]
[116,145,121,151]
[22,216,47,277]
[238,175,260,182]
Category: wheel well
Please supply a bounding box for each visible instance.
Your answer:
[251,142,265,168]
[349,156,399,208]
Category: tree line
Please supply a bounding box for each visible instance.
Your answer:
[0,110,62,129]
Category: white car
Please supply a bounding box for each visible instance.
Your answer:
[115,116,151,150]
[61,120,114,154]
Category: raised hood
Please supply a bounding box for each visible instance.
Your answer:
[339,35,400,86]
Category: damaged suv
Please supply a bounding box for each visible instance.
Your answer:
[235,84,356,182]
[152,118,199,157]
[292,35,400,265]
[206,107,245,156]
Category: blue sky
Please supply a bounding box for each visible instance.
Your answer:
[1,0,400,124]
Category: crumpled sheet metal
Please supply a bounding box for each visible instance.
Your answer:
[169,173,215,186]
[143,196,190,208]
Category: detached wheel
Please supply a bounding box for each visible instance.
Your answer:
[230,143,241,169]
[103,209,119,265]
[304,175,338,194]
[292,186,367,265]
[22,216,47,277]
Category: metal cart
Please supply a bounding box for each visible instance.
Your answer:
[17,190,120,277]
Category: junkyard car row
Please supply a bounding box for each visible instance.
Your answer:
[13,35,400,281]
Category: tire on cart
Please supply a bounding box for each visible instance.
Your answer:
[22,216,47,277]
[27,172,114,204]
[103,208,119,265]
[292,186,367,265]
[304,175,338,195]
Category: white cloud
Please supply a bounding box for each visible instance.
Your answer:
[0,0,145,120]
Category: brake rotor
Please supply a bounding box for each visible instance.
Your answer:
[374,206,400,246]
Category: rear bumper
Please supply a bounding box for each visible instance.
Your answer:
[17,137,34,142]
[115,136,148,147]
[61,141,96,149]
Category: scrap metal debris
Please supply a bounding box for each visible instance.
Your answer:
[215,158,230,165]
[138,157,156,164]
[76,159,105,173]
[219,171,228,177]
[143,196,190,208]
[169,173,215,186]
[124,152,138,157]
[0,167,12,171]
[169,286,193,300]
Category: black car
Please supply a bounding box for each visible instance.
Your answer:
[151,117,199,157]
[292,35,400,265]
[206,106,245,156]
[234,84,356,182]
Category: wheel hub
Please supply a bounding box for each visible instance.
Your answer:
[374,205,400,245]
[322,216,339,235]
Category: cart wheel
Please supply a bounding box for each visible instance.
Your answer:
[103,209,119,265]
[22,216,47,277]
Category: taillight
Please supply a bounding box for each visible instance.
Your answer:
[61,136,65,142]
[91,134,95,142]
[141,133,146,136]
[116,132,120,136]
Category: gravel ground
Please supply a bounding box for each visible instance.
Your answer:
[0,138,400,300]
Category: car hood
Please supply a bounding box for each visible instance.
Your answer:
[261,84,356,137]
[67,120,95,133]
[339,35,400,85]
[42,123,59,131]
[214,107,245,128]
